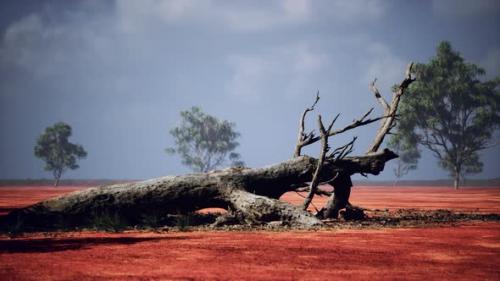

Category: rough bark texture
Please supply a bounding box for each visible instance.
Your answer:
[316,173,352,219]
[1,151,397,232]
[454,169,460,190]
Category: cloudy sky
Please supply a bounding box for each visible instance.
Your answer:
[1,0,499,181]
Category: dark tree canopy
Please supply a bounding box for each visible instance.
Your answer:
[34,122,87,186]
[166,106,244,172]
[394,41,500,189]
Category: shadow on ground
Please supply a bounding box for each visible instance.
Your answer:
[0,236,186,254]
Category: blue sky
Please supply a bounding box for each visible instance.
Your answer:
[0,0,499,180]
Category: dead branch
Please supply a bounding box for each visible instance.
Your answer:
[295,186,332,197]
[367,63,416,153]
[294,191,320,212]
[369,78,390,112]
[300,107,387,149]
[302,115,331,210]
[328,137,357,161]
[294,91,320,157]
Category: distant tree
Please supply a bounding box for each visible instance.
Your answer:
[395,41,500,189]
[166,106,244,172]
[387,135,419,184]
[34,122,87,186]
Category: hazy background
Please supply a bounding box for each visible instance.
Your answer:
[1,0,499,181]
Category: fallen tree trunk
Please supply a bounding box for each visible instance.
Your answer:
[1,151,397,232]
[0,64,414,232]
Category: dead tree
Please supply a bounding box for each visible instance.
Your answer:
[0,64,415,232]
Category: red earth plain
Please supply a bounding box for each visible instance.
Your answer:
[1,185,499,280]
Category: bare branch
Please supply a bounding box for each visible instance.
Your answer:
[367,62,416,153]
[300,107,387,149]
[327,113,340,133]
[295,186,332,197]
[295,191,321,212]
[323,173,339,185]
[401,62,416,89]
[329,108,377,136]
[294,91,320,157]
[328,137,357,161]
[297,63,415,154]
[369,78,390,112]
[302,115,330,210]
[318,115,327,133]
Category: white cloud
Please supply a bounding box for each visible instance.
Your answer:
[0,11,113,82]
[226,44,328,101]
[0,6,142,96]
[432,0,500,17]
[0,14,44,68]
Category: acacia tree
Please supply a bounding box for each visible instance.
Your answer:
[166,106,244,172]
[395,42,500,189]
[34,122,87,186]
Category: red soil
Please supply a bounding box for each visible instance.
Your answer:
[0,223,499,280]
[0,186,82,216]
[0,186,499,280]
[282,186,500,214]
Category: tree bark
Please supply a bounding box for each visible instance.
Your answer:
[316,173,352,219]
[1,151,397,232]
[53,169,62,187]
[454,169,460,190]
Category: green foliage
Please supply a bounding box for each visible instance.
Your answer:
[34,122,87,186]
[166,106,244,172]
[394,41,500,188]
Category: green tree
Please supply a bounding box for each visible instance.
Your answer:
[394,41,500,189]
[34,122,87,186]
[166,106,244,172]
